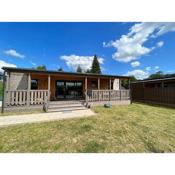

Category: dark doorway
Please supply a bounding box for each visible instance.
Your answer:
[56,80,83,99]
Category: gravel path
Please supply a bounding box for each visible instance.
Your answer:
[0,109,95,127]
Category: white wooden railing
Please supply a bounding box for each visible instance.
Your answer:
[5,90,50,107]
[86,90,130,102]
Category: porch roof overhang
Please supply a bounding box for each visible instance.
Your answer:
[2,67,131,79]
[132,77,175,84]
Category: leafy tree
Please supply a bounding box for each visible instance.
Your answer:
[122,76,137,89]
[148,71,164,79]
[36,65,46,71]
[76,65,82,73]
[91,54,101,74]
[58,67,64,71]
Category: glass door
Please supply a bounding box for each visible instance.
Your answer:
[56,81,65,99]
[56,80,83,100]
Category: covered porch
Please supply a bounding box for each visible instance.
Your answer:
[2,68,131,112]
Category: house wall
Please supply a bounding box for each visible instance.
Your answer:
[8,72,28,90]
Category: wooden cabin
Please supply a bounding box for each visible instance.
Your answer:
[2,67,131,112]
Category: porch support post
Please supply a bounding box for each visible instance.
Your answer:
[27,73,31,106]
[119,78,122,90]
[108,78,111,101]
[98,78,100,101]
[85,77,87,102]
[98,78,100,90]
[48,75,51,101]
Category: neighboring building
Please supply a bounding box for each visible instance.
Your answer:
[2,67,131,112]
[131,77,175,107]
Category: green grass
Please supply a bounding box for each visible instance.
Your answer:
[0,108,43,117]
[0,103,175,153]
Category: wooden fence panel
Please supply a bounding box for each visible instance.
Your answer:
[131,85,175,106]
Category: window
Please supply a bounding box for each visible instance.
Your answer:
[31,79,38,90]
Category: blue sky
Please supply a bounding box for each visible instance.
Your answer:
[0,22,175,79]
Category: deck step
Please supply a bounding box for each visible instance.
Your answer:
[48,104,84,109]
[47,107,87,113]
[47,100,87,113]
[49,100,84,105]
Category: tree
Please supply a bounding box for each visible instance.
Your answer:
[122,76,137,89]
[86,69,91,73]
[148,71,164,79]
[58,67,64,72]
[76,65,82,73]
[36,65,46,71]
[91,54,101,74]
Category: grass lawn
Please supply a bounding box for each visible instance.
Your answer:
[0,103,175,153]
[0,108,43,117]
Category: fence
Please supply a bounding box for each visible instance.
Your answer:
[131,85,175,106]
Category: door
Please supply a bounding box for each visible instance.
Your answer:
[56,81,65,99]
[56,80,83,99]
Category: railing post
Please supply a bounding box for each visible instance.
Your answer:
[48,75,50,101]
[27,73,31,106]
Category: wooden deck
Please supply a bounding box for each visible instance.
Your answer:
[3,89,131,112]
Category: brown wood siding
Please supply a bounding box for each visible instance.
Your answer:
[31,74,112,99]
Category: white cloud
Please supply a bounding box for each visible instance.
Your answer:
[0,60,17,72]
[104,22,175,62]
[125,69,149,80]
[4,49,25,58]
[131,61,140,67]
[157,41,164,48]
[60,55,104,71]
[145,66,151,71]
[30,61,36,66]
[154,66,160,70]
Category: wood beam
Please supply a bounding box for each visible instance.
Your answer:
[98,78,100,90]
[48,75,51,91]
[85,77,87,91]
[48,75,51,101]
[27,73,31,106]
[119,78,121,90]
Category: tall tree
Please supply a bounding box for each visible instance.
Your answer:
[91,54,101,74]
[36,65,46,70]
[58,67,64,71]
[76,65,82,73]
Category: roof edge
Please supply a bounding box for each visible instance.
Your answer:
[2,67,131,79]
